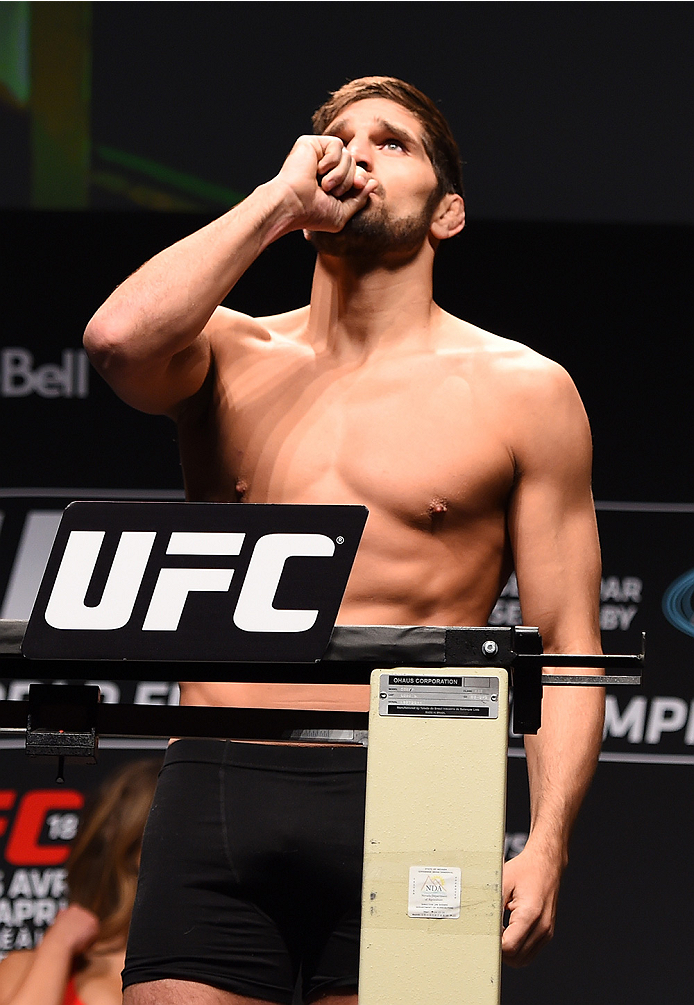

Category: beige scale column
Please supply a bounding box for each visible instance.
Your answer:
[360,667,509,1005]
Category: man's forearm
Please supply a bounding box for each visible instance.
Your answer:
[82,134,375,415]
[501,673,604,966]
[523,684,605,863]
[84,179,299,365]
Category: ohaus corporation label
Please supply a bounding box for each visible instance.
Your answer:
[379,674,499,719]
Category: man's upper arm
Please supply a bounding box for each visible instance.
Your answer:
[83,306,237,417]
[507,360,601,652]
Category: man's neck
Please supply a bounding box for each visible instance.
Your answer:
[306,243,439,361]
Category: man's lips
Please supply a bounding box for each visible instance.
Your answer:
[342,180,384,204]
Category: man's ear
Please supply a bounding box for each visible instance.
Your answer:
[430,193,465,241]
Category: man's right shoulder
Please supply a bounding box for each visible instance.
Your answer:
[205,305,309,359]
[205,306,272,345]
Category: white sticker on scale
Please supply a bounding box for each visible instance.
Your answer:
[408,865,461,919]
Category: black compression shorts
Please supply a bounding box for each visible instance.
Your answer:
[123,739,367,1004]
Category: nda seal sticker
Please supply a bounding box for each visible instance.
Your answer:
[408,866,461,919]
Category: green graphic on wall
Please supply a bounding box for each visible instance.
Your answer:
[0,1,244,211]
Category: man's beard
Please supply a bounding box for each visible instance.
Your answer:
[310,189,439,266]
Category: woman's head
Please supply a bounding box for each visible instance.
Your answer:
[66,758,160,945]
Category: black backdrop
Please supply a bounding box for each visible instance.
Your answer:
[2,212,691,500]
[1,213,693,1003]
[4,3,693,225]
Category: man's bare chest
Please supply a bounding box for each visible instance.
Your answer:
[207,350,516,521]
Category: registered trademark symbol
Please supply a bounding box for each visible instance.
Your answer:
[336,536,345,545]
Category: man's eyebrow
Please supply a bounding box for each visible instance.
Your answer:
[375,118,420,147]
[325,116,421,149]
[325,117,350,137]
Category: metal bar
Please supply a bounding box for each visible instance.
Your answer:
[0,699,369,740]
[0,671,642,740]
[1,622,645,672]
[541,674,641,686]
[516,654,643,668]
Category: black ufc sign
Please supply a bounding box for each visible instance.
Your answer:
[23,502,367,662]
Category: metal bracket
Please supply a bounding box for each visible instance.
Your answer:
[26,683,100,781]
[510,630,645,734]
[510,627,543,734]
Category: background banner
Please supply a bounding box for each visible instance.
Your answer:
[2,500,692,1003]
[1,210,692,1002]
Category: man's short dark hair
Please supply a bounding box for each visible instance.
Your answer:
[312,76,464,201]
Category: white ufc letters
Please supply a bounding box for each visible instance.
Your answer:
[44,530,335,633]
[45,531,156,630]
[142,532,244,631]
[233,533,335,632]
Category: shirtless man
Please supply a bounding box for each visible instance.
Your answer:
[83,77,603,1004]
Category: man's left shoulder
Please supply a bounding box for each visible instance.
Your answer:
[497,347,579,407]
[439,315,576,396]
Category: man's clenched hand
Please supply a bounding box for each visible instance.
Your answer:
[273,135,379,234]
[501,845,562,967]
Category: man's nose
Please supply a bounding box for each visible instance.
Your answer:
[346,137,373,172]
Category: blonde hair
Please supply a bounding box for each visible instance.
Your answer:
[66,758,160,945]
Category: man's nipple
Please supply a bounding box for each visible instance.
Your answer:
[236,479,248,500]
[428,497,448,517]
[428,497,448,532]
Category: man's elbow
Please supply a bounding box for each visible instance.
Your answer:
[83,310,139,376]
